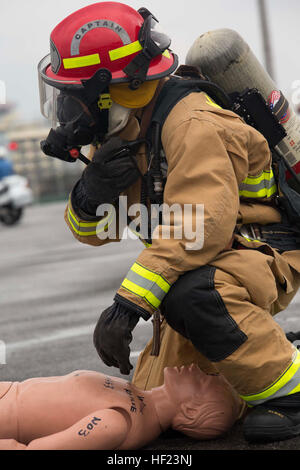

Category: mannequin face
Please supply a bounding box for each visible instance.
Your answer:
[163,364,240,440]
[163,364,229,405]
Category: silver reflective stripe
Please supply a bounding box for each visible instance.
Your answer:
[241,349,300,406]
[71,20,131,56]
[69,219,99,234]
[239,179,275,194]
[121,262,171,310]
[246,368,300,406]
[239,170,277,198]
[68,205,115,236]
[126,269,167,303]
[50,39,61,74]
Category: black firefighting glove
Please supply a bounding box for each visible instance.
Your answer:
[93,300,140,375]
[71,137,142,216]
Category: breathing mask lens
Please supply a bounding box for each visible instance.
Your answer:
[39,53,117,154]
[38,54,86,129]
[38,77,60,129]
[56,93,94,126]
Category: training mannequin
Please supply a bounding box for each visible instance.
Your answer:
[0,364,243,450]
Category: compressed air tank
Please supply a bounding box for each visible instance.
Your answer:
[186,29,300,189]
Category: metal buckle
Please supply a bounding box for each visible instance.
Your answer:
[239,224,263,241]
[97,93,112,110]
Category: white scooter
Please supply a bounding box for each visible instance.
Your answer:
[0,175,33,225]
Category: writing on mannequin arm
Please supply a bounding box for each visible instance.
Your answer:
[0,409,129,451]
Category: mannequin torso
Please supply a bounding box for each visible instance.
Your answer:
[0,370,161,449]
[0,365,242,450]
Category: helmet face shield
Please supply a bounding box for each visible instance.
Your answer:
[38,55,59,128]
[38,54,84,128]
[38,55,109,130]
[39,58,114,150]
[39,73,87,130]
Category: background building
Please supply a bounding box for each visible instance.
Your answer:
[0,105,84,202]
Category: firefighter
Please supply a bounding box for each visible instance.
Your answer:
[38,1,300,443]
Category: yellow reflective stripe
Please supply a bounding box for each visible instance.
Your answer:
[121,278,161,309]
[121,262,171,310]
[67,206,114,236]
[68,206,100,228]
[67,212,98,236]
[129,228,152,248]
[241,349,300,404]
[128,228,152,248]
[239,185,277,198]
[242,171,274,186]
[241,236,262,244]
[289,381,300,395]
[109,42,171,62]
[131,263,170,294]
[122,278,148,297]
[109,40,142,61]
[162,50,171,59]
[68,212,107,236]
[145,291,162,309]
[239,169,277,198]
[205,94,222,109]
[63,54,101,70]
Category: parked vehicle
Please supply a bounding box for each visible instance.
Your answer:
[0,174,33,225]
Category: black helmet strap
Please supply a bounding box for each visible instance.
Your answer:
[123,8,170,90]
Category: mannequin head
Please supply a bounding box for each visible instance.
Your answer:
[163,364,241,440]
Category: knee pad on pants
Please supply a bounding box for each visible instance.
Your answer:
[161,265,247,362]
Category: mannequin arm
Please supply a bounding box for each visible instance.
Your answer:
[0,409,129,451]
[0,440,26,450]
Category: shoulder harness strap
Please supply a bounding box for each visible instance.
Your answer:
[148,73,232,137]
[144,69,232,206]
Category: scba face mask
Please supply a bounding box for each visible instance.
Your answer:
[38,68,154,163]
[39,65,116,162]
[39,83,132,162]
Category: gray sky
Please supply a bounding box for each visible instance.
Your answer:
[1,0,300,121]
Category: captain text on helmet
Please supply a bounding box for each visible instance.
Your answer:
[38,2,300,444]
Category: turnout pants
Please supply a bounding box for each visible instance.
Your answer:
[132,246,300,407]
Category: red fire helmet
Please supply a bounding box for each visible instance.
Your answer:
[38,2,178,89]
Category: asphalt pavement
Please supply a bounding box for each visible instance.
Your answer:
[0,201,300,452]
